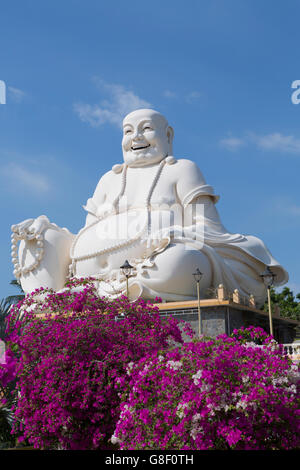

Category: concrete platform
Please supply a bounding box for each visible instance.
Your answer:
[154,299,298,344]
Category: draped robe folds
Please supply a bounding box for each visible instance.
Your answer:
[73,158,288,306]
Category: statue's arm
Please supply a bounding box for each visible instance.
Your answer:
[176,159,219,204]
[82,172,111,227]
[175,159,207,199]
[188,195,227,231]
[175,159,226,231]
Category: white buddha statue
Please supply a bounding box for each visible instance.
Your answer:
[11,108,288,306]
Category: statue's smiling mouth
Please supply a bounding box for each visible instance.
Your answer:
[131,144,150,151]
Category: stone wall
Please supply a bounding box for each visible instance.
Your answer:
[158,303,298,343]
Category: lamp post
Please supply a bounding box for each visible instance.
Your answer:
[120,260,133,298]
[260,266,276,337]
[193,268,203,337]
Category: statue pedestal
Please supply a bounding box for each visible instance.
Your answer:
[154,299,298,344]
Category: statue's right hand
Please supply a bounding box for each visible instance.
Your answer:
[11,215,51,240]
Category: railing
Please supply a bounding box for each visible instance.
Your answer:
[282,343,300,362]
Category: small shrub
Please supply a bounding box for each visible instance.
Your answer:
[113,328,300,450]
[0,349,17,446]
[6,278,185,450]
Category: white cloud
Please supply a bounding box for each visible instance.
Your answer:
[220,136,245,151]
[220,131,300,155]
[8,86,26,103]
[74,78,152,129]
[163,90,177,99]
[163,89,203,103]
[0,80,6,104]
[286,204,300,216]
[185,91,202,103]
[252,133,300,154]
[0,163,50,192]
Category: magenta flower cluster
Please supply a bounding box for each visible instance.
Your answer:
[5,278,300,450]
[6,278,184,450]
[114,329,300,450]
[230,325,275,345]
[0,349,17,391]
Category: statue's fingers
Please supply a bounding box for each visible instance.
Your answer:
[26,232,37,240]
[20,219,35,232]
[30,219,48,237]
[30,219,43,232]
[18,229,27,239]
[11,220,31,234]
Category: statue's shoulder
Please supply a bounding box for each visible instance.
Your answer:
[93,166,120,195]
[170,158,202,174]
[98,165,123,182]
[170,158,206,186]
[176,158,198,168]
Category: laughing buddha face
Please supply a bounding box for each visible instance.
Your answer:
[122,109,174,167]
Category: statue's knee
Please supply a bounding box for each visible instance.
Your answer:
[149,244,212,295]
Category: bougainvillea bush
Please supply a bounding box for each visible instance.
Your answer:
[6,277,186,450]
[0,349,17,445]
[113,328,300,450]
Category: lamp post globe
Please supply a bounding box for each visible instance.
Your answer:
[193,268,203,337]
[120,260,133,298]
[260,266,276,288]
[260,266,276,337]
[193,268,203,284]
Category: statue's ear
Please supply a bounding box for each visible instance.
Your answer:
[167,126,174,144]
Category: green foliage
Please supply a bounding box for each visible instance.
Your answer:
[5,280,25,306]
[263,287,300,322]
[0,280,25,341]
[0,300,11,342]
[0,297,15,447]
[0,280,24,448]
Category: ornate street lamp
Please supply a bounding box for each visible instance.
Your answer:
[120,260,133,298]
[193,268,203,337]
[260,266,276,337]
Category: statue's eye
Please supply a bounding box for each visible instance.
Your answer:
[124,129,132,135]
[143,126,152,132]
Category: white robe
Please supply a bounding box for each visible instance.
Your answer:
[74,158,288,306]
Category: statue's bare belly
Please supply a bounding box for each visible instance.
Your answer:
[73,209,174,278]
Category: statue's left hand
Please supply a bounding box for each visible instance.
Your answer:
[11,215,51,240]
[11,215,74,292]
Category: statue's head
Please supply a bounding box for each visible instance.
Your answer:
[122,109,174,167]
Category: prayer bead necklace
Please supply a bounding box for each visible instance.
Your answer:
[68,157,174,277]
[11,229,44,279]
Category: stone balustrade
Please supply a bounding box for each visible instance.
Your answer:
[282,343,300,362]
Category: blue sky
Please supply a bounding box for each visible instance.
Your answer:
[1,0,300,300]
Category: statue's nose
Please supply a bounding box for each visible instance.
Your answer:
[132,129,143,141]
